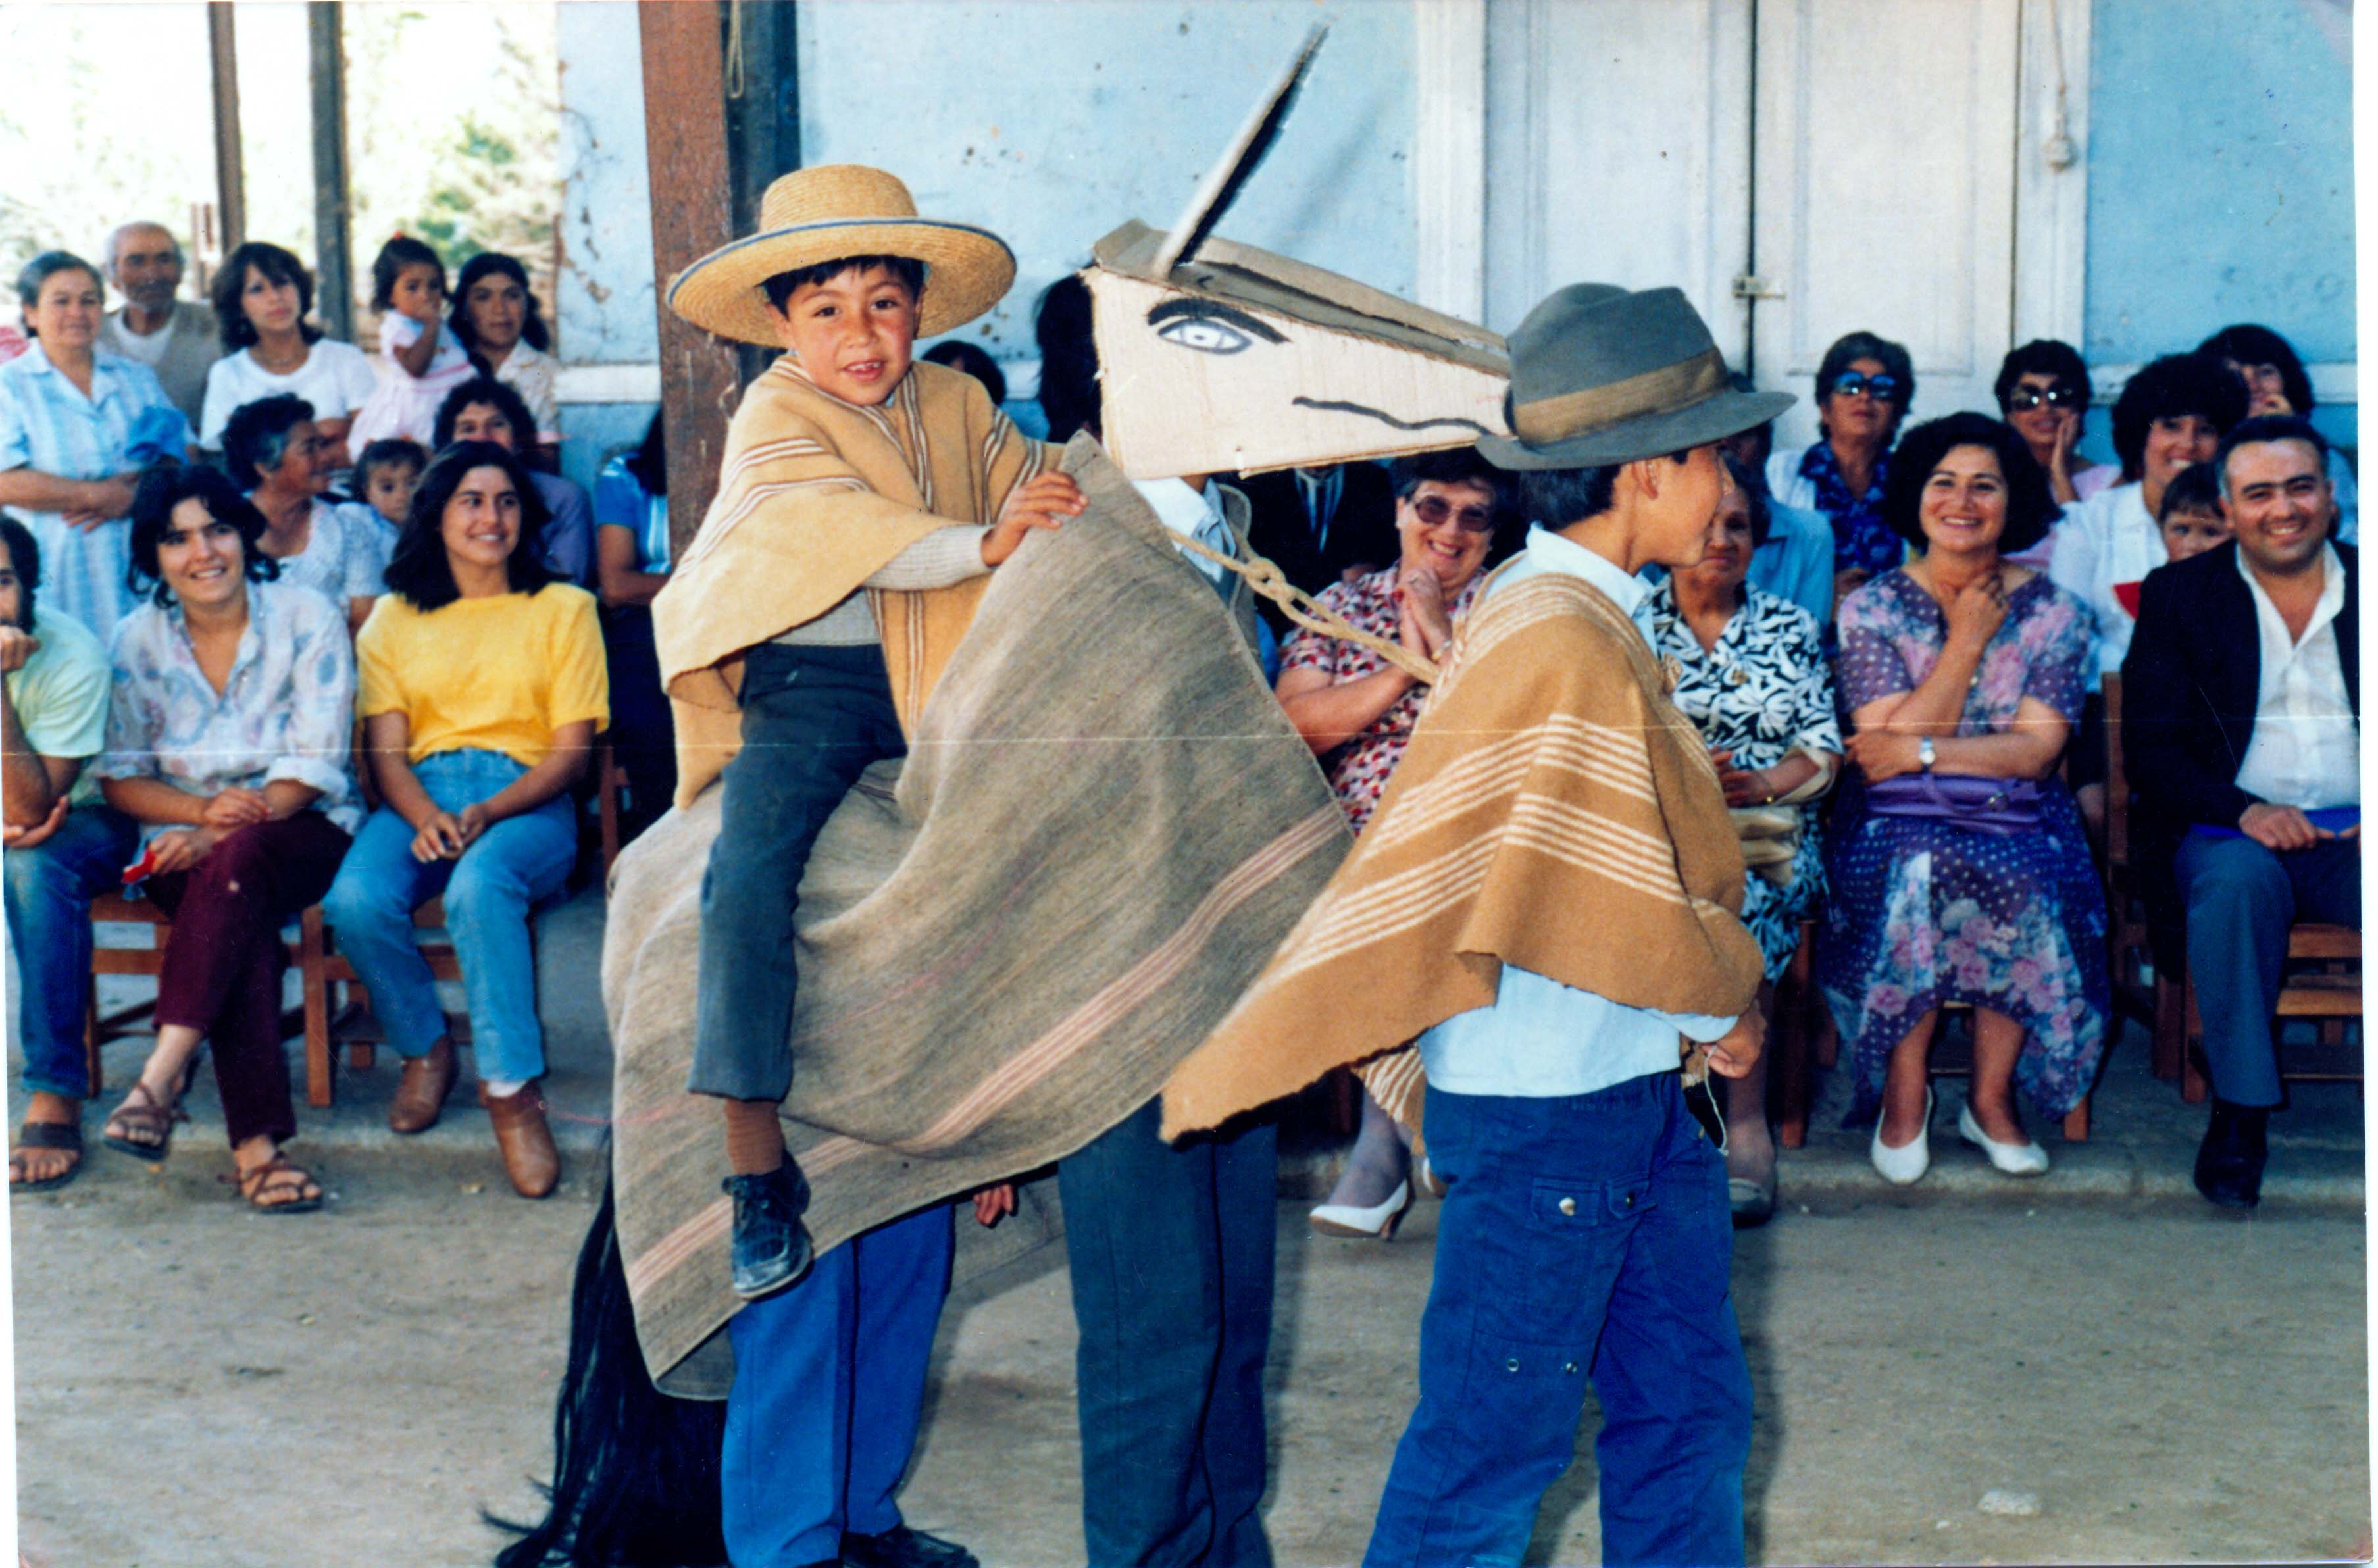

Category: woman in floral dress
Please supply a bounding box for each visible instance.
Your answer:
[1823,413,2108,1185]
[1637,466,1840,1223]
[1274,449,1507,1236]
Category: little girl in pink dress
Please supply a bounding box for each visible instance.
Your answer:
[347,236,476,450]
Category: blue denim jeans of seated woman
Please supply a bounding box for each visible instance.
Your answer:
[322,749,576,1084]
[1364,1073,1751,1568]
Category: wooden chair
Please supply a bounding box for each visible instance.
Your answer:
[2101,676,2188,1082]
[85,892,326,1101]
[2179,923,2362,1103]
[595,738,625,876]
[1771,919,1821,1149]
[306,898,472,1108]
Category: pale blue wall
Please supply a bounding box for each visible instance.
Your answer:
[2085,0,2356,451]
[794,1,1419,368]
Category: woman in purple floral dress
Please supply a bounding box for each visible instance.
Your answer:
[1822,413,2108,1184]
[1275,449,1507,1236]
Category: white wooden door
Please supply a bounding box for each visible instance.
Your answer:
[1482,0,1754,359]
[1749,0,2021,449]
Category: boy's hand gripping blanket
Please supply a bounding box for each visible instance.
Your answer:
[605,439,1350,1396]
[1162,568,1765,1140]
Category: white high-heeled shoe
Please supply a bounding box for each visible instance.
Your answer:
[1870,1089,1933,1186]
[1958,1103,2050,1176]
[1309,1178,1414,1240]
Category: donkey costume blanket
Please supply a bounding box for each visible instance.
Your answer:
[606,436,1348,1394]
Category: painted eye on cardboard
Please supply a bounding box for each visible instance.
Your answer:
[1146,298,1286,357]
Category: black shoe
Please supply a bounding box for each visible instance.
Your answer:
[843,1525,979,1568]
[2192,1100,2269,1210]
[724,1161,814,1298]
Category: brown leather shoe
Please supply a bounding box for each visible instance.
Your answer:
[388,1038,456,1134]
[482,1083,559,1198]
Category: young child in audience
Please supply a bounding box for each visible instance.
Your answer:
[2156,461,2231,563]
[347,237,476,450]
[353,436,428,567]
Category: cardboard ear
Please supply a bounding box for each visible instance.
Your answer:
[1081,30,1511,481]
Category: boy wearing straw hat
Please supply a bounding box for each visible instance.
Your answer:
[1163,285,1790,1566]
[655,164,1081,1568]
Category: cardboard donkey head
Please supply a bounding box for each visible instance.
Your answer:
[1086,28,1511,480]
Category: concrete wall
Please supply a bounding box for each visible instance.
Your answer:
[793,1,1420,372]
[2085,0,2356,452]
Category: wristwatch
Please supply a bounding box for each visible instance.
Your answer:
[1917,736,1937,772]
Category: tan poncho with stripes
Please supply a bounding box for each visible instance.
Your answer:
[1163,566,1765,1139]
[651,355,1045,803]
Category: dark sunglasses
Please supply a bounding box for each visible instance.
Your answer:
[1409,495,1496,534]
[2005,384,2084,412]
[1828,371,1904,402]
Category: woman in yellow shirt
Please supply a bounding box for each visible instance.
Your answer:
[322,442,608,1197]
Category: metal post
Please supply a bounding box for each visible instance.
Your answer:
[639,0,742,560]
[308,3,354,341]
[209,2,247,252]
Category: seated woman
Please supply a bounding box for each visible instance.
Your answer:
[592,411,676,843]
[450,253,561,457]
[432,377,594,587]
[1636,463,1840,1225]
[322,442,607,1199]
[1273,448,1507,1238]
[91,463,361,1212]
[222,392,386,630]
[1822,412,2108,1185]
[1767,329,1915,613]
[1994,338,2110,510]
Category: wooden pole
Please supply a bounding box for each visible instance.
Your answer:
[308,3,355,341]
[638,0,742,561]
[209,2,247,252]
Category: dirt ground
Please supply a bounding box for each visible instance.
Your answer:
[11,1155,2368,1568]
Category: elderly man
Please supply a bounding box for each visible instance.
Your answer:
[2123,414,2360,1209]
[95,221,218,429]
[0,516,138,1190]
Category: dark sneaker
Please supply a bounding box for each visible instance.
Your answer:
[843,1524,980,1568]
[2192,1100,2269,1210]
[724,1161,814,1298]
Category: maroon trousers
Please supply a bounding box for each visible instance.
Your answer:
[147,811,351,1149]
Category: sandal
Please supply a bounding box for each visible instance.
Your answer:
[9,1119,83,1192]
[236,1153,323,1215]
[101,1080,181,1161]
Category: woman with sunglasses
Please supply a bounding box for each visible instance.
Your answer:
[1994,340,2112,509]
[1767,330,1917,614]
[1274,448,1510,1240]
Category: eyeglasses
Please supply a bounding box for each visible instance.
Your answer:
[1828,371,1904,402]
[1409,495,1496,534]
[2005,384,2084,412]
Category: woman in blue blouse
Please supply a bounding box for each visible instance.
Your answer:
[1765,330,1915,615]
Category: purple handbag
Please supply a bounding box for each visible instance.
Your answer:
[1862,774,2046,836]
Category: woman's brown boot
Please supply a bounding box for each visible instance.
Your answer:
[481,1083,559,1198]
[388,1038,456,1134]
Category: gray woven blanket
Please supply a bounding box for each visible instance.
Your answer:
[604,437,1348,1394]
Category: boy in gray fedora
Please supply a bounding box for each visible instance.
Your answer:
[1163,282,1790,1565]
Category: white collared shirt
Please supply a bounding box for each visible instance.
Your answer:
[1134,476,1237,590]
[2046,480,2163,684]
[1415,524,1739,1100]
[2235,544,2358,810]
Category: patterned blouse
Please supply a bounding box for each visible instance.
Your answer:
[1279,565,1482,835]
[1636,578,1840,772]
[93,579,362,841]
[1797,440,1901,577]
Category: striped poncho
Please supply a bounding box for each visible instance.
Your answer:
[651,355,1047,803]
[1163,565,1765,1138]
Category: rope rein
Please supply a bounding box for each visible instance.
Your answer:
[1165,531,1444,684]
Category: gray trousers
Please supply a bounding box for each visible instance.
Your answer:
[2174,830,2361,1107]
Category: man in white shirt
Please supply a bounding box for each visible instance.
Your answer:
[2121,415,2358,1209]
[95,222,219,432]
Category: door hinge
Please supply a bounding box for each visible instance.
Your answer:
[1732,275,1786,301]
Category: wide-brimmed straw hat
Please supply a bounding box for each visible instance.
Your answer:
[667,164,1017,345]
[1477,284,1793,470]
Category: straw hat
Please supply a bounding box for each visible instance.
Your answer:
[1478,284,1793,470]
[666,165,1017,345]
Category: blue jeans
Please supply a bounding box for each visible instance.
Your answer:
[3,803,138,1098]
[2176,830,2362,1107]
[1365,1075,1751,1568]
[722,1202,953,1567]
[321,749,576,1084]
[1059,1098,1277,1568]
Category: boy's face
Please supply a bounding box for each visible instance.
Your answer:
[365,463,420,527]
[769,263,917,407]
[2160,505,2230,563]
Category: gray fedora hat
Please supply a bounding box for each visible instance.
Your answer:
[1477,284,1794,470]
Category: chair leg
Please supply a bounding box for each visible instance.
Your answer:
[2150,973,2185,1082]
[301,906,334,1109]
[2061,1097,2089,1142]
[2181,980,2210,1105]
[598,747,622,878]
[83,978,104,1098]
[1775,934,1815,1150]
